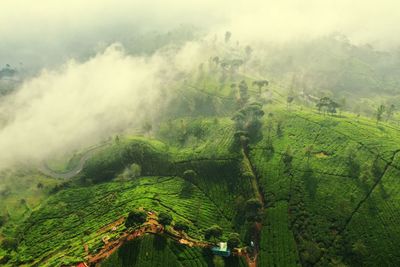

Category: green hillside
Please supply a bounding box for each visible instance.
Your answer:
[1,35,400,267]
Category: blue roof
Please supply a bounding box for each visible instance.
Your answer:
[211,247,231,257]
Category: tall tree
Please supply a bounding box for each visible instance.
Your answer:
[158,212,173,227]
[304,145,314,165]
[225,31,232,43]
[125,210,147,228]
[386,104,395,121]
[376,104,385,124]
[252,80,269,95]
[238,80,249,106]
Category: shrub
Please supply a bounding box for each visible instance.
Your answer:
[174,221,190,232]
[125,210,147,228]
[158,212,173,226]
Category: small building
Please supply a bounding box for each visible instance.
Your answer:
[211,242,231,257]
[76,262,88,267]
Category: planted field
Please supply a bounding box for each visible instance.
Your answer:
[15,176,232,266]
[102,234,247,267]
[249,109,400,265]
[259,201,300,267]
[344,160,400,266]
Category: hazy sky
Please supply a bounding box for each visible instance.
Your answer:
[1,1,400,46]
[0,0,399,169]
[1,0,400,68]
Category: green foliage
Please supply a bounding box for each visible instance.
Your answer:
[227,233,241,249]
[158,212,172,226]
[345,146,360,178]
[245,198,263,222]
[0,215,5,227]
[15,176,232,266]
[174,221,189,232]
[125,210,147,228]
[82,139,172,183]
[316,97,340,115]
[182,169,197,181]
[213,255,225,267]
[1,238,17,251]
[282,146,293,175]
[204,225,223,241]
[376,104,385,123]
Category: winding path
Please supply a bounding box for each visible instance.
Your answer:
[38,142,110,179]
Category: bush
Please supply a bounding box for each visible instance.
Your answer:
[183,170,197,181]
[1,238,17,251]
[0,215,6,227]
[227,233,241,249]
[158,212,173,226]
[204,225,223,241]
[174,221,190,232]
[125,210,147,228]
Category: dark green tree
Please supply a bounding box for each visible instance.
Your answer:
[304,145,314,165]
[252,80,269,95]
[282,146,293,175]
[386,104,395,121]
[227,233,241,249]
[376,104,385,124]
[346,147,360,178]
[245,198,263,222]
[238,80,249,106]
[174,221,190,232]
[183,170,197,181]
[1,238,17,251]
[204,225,223,241]
[125,210,147,228]
[0,215,5,227]
[158,212,173,227]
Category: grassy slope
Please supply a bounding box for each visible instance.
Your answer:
[250,107,400,266]
[11,119,253,266]
[2,77,400,266]
[15,176,232,266]
[101,234,247,267]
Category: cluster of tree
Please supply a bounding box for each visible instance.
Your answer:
[204,224,223,242]
[237,80,249,107]
[82,141,172,183]
[0,215,7,228]
[288,183,324,265]
[158,212,173,227]
[345,146,360,179]
[316,97,340,115]
[245,198,263,222]
[174,221,190,233]
[232,102,265,142]
[227,233,241,249]
[125,210,147,228]
[282,146,294,176]
[376,104,396,123]
[252,80,269,95]
[180,169,198,197]
[1,237,17,251]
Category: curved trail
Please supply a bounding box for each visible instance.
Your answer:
[38,142,110,179]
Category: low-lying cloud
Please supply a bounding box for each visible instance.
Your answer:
[0,42,205,169]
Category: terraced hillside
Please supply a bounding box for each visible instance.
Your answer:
[15,176,233,266]
[2,103,400,267]
[101,234,247,267]
[250,109,400,266]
